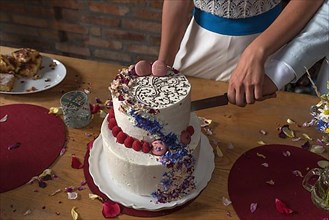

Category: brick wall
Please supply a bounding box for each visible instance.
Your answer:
[0,0,165,66]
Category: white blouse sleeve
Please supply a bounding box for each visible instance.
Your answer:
[265,1,329,88]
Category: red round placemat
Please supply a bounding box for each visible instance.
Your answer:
[83,139,194,217]
[228,144,328,220]
[0,104,66,193]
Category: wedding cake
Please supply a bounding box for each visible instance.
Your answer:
[100,66,202,203]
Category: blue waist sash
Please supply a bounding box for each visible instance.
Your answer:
[193,4,282,36]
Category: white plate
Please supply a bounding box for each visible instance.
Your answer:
[0,56,66,94]
[89,134,215,211]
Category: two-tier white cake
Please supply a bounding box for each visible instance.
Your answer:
[100,66,201,203]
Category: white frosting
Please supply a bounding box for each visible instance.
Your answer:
[112,71,191,142]
[101,113,201,196]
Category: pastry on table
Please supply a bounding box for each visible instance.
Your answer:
[0,73,16,92]
[12,48,43,79]
[17,55,42,79]
[0,55,16,73]
[11,48,40,63]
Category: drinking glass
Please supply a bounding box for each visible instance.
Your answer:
[60,90,91,128]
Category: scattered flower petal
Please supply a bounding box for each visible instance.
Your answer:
[67,192,78,200]
[48,107,62,115]
[275,198,294,215]
[38,180,47,188]
[27,176,39,185]
[8,142,21,150]
[266,180,275,185]
[292,170,303,177]
[216,146,223,157]
[0,114,8,122]
[226,211,232,217]
[87,140,94,150]
[256,152,266,159]
[257,140,266,145]
[39,169,52,179]
[222,196,232,206]
[250,203,258,213]
[99,109,107,118]
[102,201,121,218]
[282,151,291,157]
[49,189,62,196]
[310,145,326,154]
[301,141,311,150]
[71,207,79,220]
[318,160,329,168]
[85,132,92,137]
[302,133,313,141]
[287,118,296,124]
[291,137,302,142]
[282,126,295,138]
[89,193,103,201]
[60,147,66,156]
[84,88,90,94]
[259,129,267,135]
[199,117,212,127]
[227,143,235,149]
[261,163,269,167]
[71,154,84,169]
[23,209,32,216]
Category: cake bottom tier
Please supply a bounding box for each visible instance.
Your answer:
[101,113,201,198]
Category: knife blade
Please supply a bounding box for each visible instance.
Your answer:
[191,93,228,111]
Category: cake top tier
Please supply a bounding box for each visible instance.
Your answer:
[110,66,191,111]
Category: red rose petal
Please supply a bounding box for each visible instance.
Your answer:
[87,140,94,150]
[71,154,84,169]
[275,198,294,215]
[102,201,121,218]
[90,104,101,114]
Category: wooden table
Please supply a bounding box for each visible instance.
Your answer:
[0,46,327,220]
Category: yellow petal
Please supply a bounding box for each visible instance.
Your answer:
[302,133,313,141]
[257,140,266,145]
[287,118,296,124]
[71,207,79,220]
[282,126,295,138]
[216,146,223,157]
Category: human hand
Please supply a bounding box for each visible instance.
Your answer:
[228,47,266,107]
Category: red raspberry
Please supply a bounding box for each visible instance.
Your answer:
[124,136,134,148]
[186,126,194,135]
[142,142,151,153]
[116,131,127,144]
[108,118,117,130]
[112,126,121,137]
[108,108,115,119]
[180,130,191,145]
[132,140,142,151]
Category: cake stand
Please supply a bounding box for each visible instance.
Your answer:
[88,134,215,211]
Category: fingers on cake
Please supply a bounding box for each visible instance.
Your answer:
[0,48,42,92]
[100,60,205,205]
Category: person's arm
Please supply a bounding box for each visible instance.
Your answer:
[266,0,329,90]
[158,0,193,66]
[228,0,325,107]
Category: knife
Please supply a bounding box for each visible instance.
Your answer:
[191,93,228,111]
